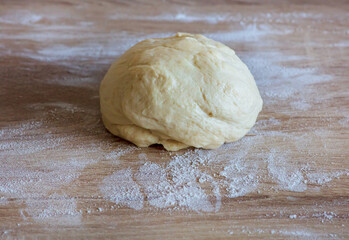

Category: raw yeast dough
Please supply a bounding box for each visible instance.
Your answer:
[100,33,263,151]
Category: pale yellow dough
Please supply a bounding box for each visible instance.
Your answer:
[100,33,263,151]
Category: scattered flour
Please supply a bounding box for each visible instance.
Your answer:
[220,155,259,198]
[266,150,307,192]
[0,196,8,205]
[0,10,43,25]
[134,159,215,212]
[1,95,347,220]
[277,229,314,237]
[0,30,172,62]
[312,211,338,223]
[111,12,236,24]
[0,120,44,137]
[99,138,348,212]
[206,24,292,43]
[307,171,349,185]
[0,156,87,199]
[100,168,143,210]
[241,51,333,106]
[338,115,349,127]
[290,100,312,110]
[229,226,323,238]
[0,103,136,225]
[25,193,81,225]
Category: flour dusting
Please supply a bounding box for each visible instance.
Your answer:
[111,12,234,24]
[0,196,8,205]
[25,193,81,225]
[100,135,348,212]
[134,158,215,212]
[0,10,43,25]
[100,168,143,210]
[0,103,135,225]
[266,150,307,192]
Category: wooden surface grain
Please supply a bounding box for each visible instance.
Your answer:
[1,0,349,239]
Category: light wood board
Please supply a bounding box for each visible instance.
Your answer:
[0,0,348,239]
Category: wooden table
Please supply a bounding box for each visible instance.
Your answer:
[1,0,348,239]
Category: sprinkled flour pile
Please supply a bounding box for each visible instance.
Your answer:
[99,136,348,212]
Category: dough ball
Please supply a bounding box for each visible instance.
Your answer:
[100,33,263,151]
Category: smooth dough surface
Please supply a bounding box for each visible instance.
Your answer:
[100,33,263,151]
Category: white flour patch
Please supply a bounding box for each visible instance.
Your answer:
[206,24,291,43]
[103,145,137,163]
[0,103,136,224]
[25,193,81,225]
[266,150,307,192]
[28,102,94,114]
[0,10,43,25]
[5,31,172,63]
[277,229,314,237]
[0,157,88,199]
[0,30,98,41]
[331,41,349,47]
[0,196,8,205]
[100,168,143,210]
[99,130,348,212]
[338,115,349,127]
[111,12,237,24]
[0,152,89,226]
[101,151,224,212]
[0,104,96,155]
[37,43,118,60]
[0,136,69,156]
[111,11,327,25]
[0,120,44,138]
[290,100,312,110]
[312,211,338,223]
[135,160,215,212]
[307,171,349,185]
[138,153,148,162]
[229,225,333,238]
[250,118,282,133]
[220,157,259,198]
[241,51,333,105]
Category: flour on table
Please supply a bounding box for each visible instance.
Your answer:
[134,160,215,212]
[111,12,234,24]
[25,193,81,225]
[0,103,136,224]
[312,211,338,223]
[266,150,307,192]
[228,226,320,237]
[0,196,8,205]
[100,132,348,212]
[0,10,43,25]
[227,225,339,238]
[2,103,343,215]
[277,229,314,237]
[100,168,143,210]
[307,171,349,185]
